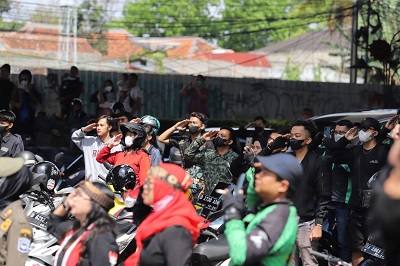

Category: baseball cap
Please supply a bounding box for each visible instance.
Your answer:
[0,157,25,178]
[359,117,380,131]
[255,153,303,191]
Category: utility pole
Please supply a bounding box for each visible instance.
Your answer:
[73,7,78,65]
[350,0,361,83]
[364,0,371,84]
[58,3,78,66]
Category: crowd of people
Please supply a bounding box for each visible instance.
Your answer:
[0,65,400,266]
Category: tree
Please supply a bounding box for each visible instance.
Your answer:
[122,0,212,38]
[78,0,108,54]
[121,0,356,51]
[218,0,355,51]
[0,0,10,15]
[30,6,59,25]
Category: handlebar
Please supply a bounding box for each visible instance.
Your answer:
[310,250,351,266]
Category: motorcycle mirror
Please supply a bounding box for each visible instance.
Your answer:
[54,152,64,164]
[103,162,112,170]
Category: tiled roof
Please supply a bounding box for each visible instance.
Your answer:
[19,23,59,35]
[166,37,216,59]
[104,30,143,59]
[203,52,271,67]
[0,32,97,54]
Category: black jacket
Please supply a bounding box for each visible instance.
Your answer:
[330,137,388,209]
[139,226,193,266]
[292,151,331,225]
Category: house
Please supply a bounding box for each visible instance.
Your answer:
[252,28,353,82]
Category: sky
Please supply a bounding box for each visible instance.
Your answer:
[3,0,126,22]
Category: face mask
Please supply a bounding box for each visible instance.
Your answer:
[20,80,28,86]
[334,134,345,142]
[188,125,200,134]
[67,76,76,81]
[104,86,112,92]
[124,136,134,147]
[289,138,305,151]
[214,137,227,147]
[196,80,203,86]
[358,130,373,143]
[0,125,7,134]
[254,126,264,134]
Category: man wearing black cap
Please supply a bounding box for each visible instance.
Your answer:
[222,153,302,265]
[289,119,331,266]
[331,117,388,265]
[0,110,24,157]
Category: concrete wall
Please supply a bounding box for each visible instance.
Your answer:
[31,69,388,121]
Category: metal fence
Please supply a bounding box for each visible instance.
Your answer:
[28,69,388,121]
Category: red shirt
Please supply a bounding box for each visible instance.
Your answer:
[96,146,150,198]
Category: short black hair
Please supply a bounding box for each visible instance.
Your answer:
[254,116,266,125]
[303,108,313,115]
[121,73,128,78]
[336,119,353,129]
[197,75,206,81]
[291,119,317,139]
[0,110,16,123]
[71,66,79,72]
[129,73,138,81]
[190,112,208,125]
[220,126,236,141]
[273,127,290,135]
[1,64,10,72]
[19,69,32,83]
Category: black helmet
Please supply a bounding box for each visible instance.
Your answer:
[31,161,61,192]
[120,122,147,149]
[16,151,43,167]
[106,164,136,192]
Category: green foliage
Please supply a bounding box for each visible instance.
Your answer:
[30,7,59,24]
[0,0,10,14]
[123,0,211,38]
[0,20,23,31]
[121,0,355,51]
[78,0,108,54]
[284,57,301,81]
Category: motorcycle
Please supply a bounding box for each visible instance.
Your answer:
[191,175,245,266]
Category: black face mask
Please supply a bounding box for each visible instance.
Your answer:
[188,125,200,134]
[254,126,264,134]
[0,125,7,134]
[214,137,228,147]
[289,138,305,151]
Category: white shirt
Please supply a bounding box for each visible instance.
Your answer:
[123,85,142,113]
[71,129,122,183]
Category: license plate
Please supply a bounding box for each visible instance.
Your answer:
[361,243,385,260]
[28,212,48,230]
[197,194,221,212]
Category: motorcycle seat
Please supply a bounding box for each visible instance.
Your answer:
[116,220,136,236]
[192,234,230,265]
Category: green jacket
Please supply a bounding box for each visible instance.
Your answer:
[225,178,298,266]
[185,137,238,194]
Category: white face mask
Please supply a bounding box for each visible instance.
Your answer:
[20,80,28,86]
[104,86,112,92]
[124,136,134,147]
[334,134,345,142]
[358,130,373,143]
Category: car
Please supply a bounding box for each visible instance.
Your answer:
[311,109,398,136]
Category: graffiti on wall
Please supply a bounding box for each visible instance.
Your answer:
[33,70,385,120]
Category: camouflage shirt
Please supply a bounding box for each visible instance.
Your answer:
[185,137,239,194]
